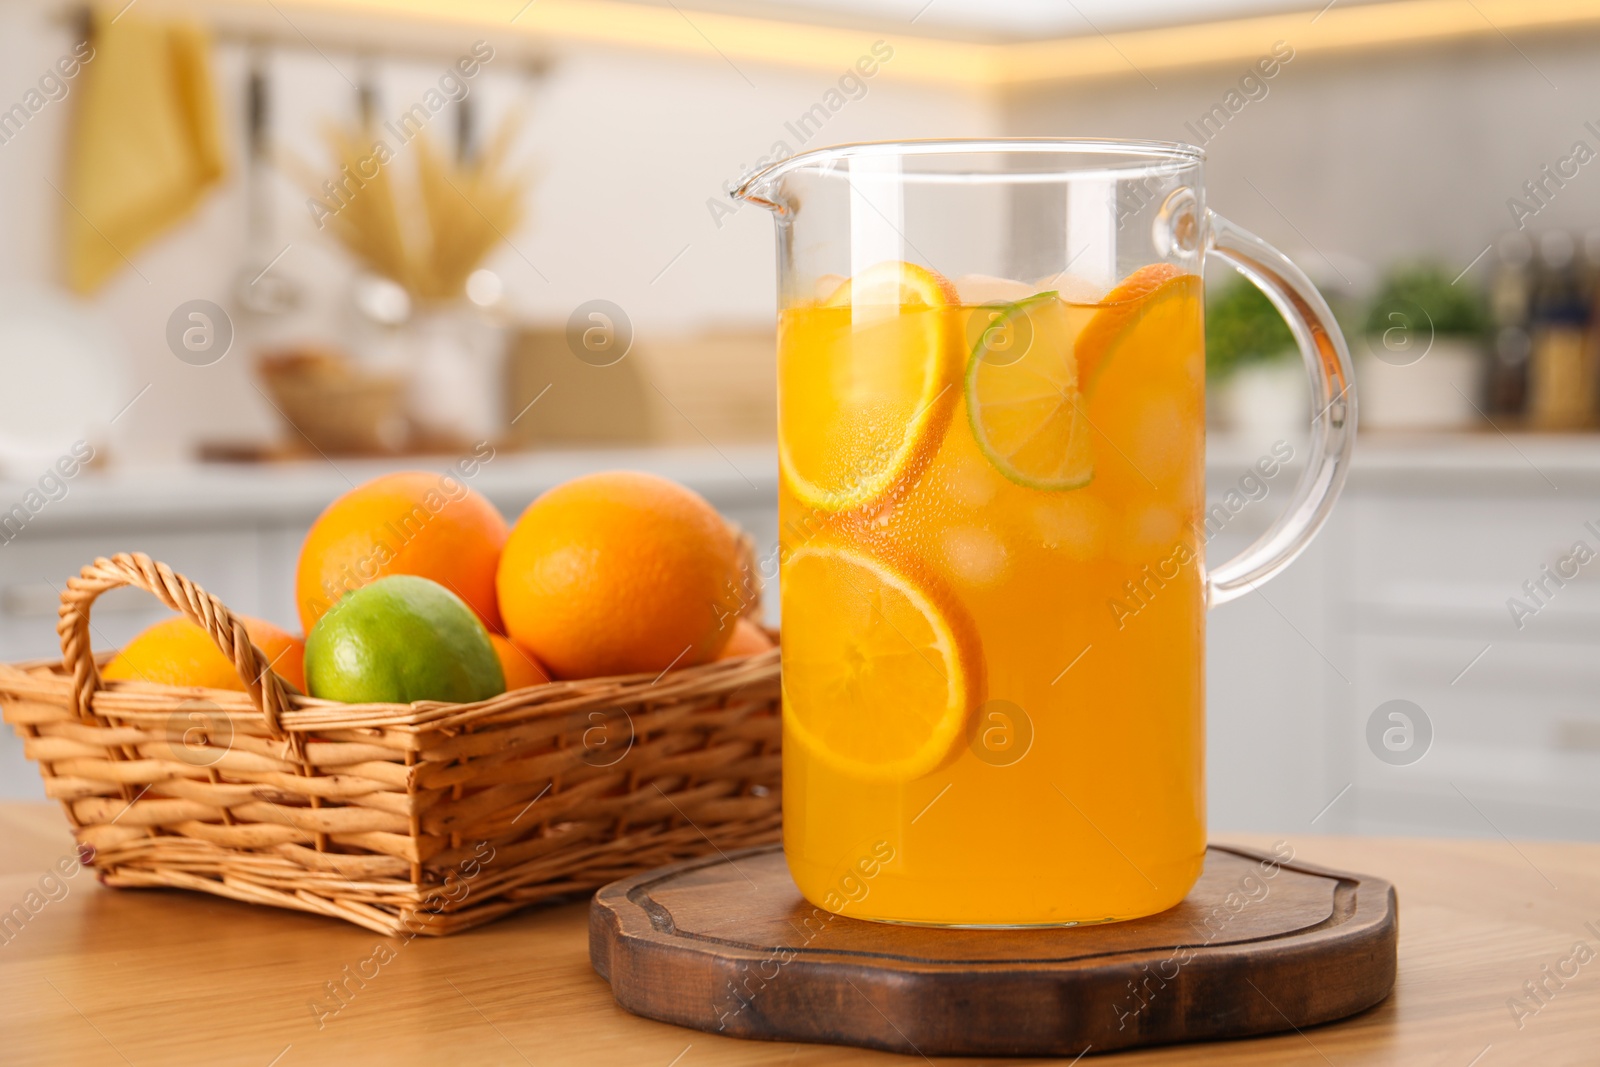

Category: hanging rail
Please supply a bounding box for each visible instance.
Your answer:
[50,2,554,77]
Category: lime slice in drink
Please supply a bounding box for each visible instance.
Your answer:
[964,291,1095,491]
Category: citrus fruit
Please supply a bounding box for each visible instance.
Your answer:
[304,575,503,704]
[1084,269,1206,493]
[1073,263,1191,387]
[496,471,743,679]
[295,471,508,636]
[819,259,958,309]
[104,614,305,692]
[717,617,775,659]
[780,261,960,514]
[780,538,984,782]
[964,290,1095,491]
[490,633,552,690]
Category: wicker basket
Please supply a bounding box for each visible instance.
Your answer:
[0,552,781,936]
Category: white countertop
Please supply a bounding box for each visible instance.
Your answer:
[4,433,1597,532]
[3,445,779,533]
[1213,430,1600,493]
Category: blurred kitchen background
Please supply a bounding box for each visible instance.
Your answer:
[0,0,1597,842]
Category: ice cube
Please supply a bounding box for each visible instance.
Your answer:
[952,274,1039,306]
[813,273,847,302]
[1034,271,1107,305]
[1034,494,1110,562]
[940,527,1009,587]
[1115,503,1187,563]
[941,450,999,509]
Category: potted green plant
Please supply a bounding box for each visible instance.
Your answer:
[1206,276,1303,436]
[1358,264,1490,429]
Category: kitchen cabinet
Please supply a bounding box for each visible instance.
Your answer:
[1207,432,1600,842]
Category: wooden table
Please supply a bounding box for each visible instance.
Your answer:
[2,802,1596,1065]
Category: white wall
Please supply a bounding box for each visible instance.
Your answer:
[11,4,1597,462]
[1004,29,1600,296]
[8,5,1600,461]
[0,1,997,460]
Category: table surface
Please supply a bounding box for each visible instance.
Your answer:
[2,802,1597,1065]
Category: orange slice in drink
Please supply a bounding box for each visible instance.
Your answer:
[1073,263,1194,387]
[964,291,1095,491]
[779,261,959,514]
[820,259,960,309]
[780,538,984,782]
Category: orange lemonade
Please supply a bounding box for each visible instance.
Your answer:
[778,260,1207,925]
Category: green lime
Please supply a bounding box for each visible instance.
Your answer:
[965,291,1094,491]
[305,575,505,704]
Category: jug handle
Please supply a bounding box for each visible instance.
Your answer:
[1203,210,1358,607]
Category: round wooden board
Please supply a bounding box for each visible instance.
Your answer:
[590,843,1397,1057]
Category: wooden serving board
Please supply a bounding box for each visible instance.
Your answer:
[590,843,1397,1057]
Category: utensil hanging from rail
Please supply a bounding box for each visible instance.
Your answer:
[232,48,302,317]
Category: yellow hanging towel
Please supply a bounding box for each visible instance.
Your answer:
[63,8,226,293]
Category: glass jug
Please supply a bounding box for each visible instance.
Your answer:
[734,139,1355,926]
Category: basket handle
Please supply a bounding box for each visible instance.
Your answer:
[58,552,295,739]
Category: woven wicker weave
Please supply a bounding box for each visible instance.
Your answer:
[0,552,781,936]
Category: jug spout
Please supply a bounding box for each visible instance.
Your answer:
[730,164,789,216]
[732,141,933,216]
[730,144,844,216]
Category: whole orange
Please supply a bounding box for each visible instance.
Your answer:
[717,617,775,659]
[295,471,508,635]
[104,615,306,692]
[489,634,552,690]
[497,471,743,678]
